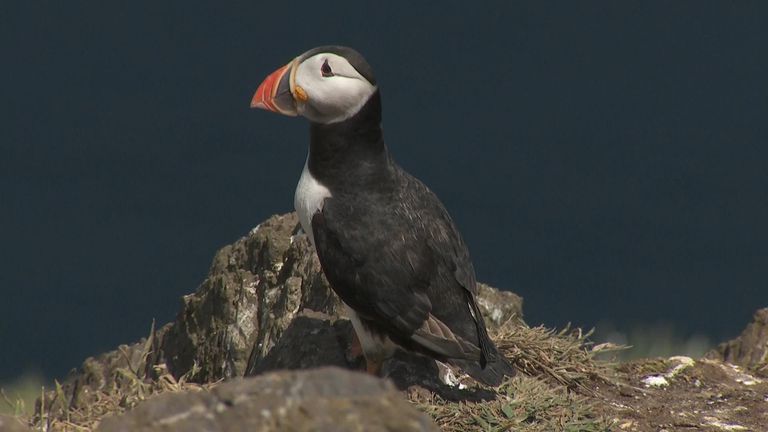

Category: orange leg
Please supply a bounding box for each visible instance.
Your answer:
[365,357,384,375]
[347,328,384,375]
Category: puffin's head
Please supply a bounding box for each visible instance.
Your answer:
[251,46,377,124]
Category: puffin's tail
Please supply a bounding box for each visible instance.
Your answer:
[449,354,516,387]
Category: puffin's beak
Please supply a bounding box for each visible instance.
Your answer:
[251,58,299,116]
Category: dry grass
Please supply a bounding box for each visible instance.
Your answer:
[18,319,622,431]
[413,375,612,432]
[32,364,210,432]
[494,319,624,394]
[27,323,216,432]
[409,319,623,431]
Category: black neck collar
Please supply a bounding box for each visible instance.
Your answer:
[308,91,392,191]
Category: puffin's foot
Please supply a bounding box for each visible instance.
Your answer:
[349,333,383,375]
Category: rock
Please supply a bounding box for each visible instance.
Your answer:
[95,367,439,432]
[0,416,30,432]
[161,213,343,381]
[246,311,354,375]
[706,307,768,373]
[476,282,523,328]
[37,212,523,423]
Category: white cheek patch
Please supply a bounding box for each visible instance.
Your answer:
[295,54,377,124]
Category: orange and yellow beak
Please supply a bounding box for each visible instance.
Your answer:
[250,58,301,116]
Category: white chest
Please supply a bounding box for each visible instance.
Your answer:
[294,159,332,245]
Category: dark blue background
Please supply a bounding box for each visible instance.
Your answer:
[2,2,767,380]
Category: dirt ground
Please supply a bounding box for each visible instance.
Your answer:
[594,356,768,431]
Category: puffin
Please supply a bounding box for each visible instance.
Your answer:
[251,46,515,386]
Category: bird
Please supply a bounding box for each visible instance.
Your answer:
[250,46,515,386]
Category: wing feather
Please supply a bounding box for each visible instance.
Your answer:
[310,166,498,365]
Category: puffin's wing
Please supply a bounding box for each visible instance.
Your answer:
[311,210,432,334]
[413,186,500,364]
[311,209,482,360]
[410,313,484,359]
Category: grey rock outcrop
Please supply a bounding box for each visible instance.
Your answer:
[707,307,768,373]
[37,212,523,424]
[161,213,347,381]
[96,367,439,432]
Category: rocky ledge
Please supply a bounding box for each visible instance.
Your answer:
[14,213,767,432]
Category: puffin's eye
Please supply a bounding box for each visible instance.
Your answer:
[321,59,334,77]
